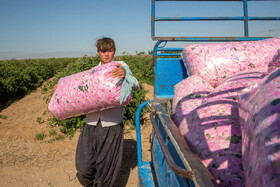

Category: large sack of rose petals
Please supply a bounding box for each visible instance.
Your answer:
[238,68,280,187]
[48,61,132,120]
[172,78,244,186]
[203,67,268,103]
[171,74,214,131]
[268,49,280,73]
[177,98,244,186]
[181,37,280,87]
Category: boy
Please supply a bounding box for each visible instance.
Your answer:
[75,37,139,187]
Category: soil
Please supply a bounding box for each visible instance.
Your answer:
[0,82,154,187]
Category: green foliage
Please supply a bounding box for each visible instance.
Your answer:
[122,84,148,125]
[34,132,45,141]
[34,129,66,143]
[48,115,85,138]
[0,114,7,119]
[48,134,65,143]
[0,57,76,111]
[36,117,43,124]
[48,129,58,136]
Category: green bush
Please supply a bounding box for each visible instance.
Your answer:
[122,84,148,125]
[48,115,85,138]
[0,57,76,111]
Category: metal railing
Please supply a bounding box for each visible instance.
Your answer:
[151,0,280,42]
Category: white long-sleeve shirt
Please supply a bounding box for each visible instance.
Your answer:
[85,61,139,127]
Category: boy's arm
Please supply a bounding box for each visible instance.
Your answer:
[111,63,139,91]
[111,64,126,78]
[132,78,140,91]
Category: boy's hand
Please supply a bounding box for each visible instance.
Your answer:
[111,64,126,78]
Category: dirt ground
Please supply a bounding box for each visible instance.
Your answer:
[0,83,154,187]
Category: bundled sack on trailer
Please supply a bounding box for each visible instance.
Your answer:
[172,67,270,186]
[48,61,132,120]
[238,67,280,187]
[268,49,280,73]
[172,75,243,186]
[181,37,280,87]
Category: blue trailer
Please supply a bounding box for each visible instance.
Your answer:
[135,0,280,186]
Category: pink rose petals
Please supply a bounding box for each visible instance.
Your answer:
[182,37,280,87]
[173,37,280,186]
[268,49,280,73]
[203,67,268,103]
[48,61,132,120]
[171,75,214,131]
[238,68,280,187]
[172,75,244,186]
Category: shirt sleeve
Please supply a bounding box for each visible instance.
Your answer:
[132,77,140,91]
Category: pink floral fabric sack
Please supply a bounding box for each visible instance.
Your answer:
[172,75,244,186]
[203,67,268,103]
[268,49,280,73]
[48,61,132,120]
[181,37,280,87]
[183,98,244,186]
[171,74,214,131]
[238,68,280,187]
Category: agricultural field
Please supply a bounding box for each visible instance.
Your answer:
[1,55,154,134]
[0,57,77,111]
[0,55,154,186]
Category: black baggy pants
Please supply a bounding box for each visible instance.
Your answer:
[75,120,124,187]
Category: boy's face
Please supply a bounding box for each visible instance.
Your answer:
[98,50,115,65]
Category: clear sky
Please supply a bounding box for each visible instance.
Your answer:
[0,0,279,60]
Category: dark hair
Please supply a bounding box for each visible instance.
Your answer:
[96,37,116,52]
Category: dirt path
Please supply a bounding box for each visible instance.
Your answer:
[0,83,154,187]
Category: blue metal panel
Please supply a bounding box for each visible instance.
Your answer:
[151,115,193,186]
[152,133,166,187]
[138,161,156,187]
[154,58,188,98]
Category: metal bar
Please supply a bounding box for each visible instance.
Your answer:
[151,0,279,41]
[154,0,280,1]
[157,58,183,61]
[136,100,153,167]
[152,36,270,41]
[248,17,280,21]
[157,48,184,51]
[157,53,182,56]
[151,0,156,39]
[155,16,280,21]
[155,16,244,21]
[153,40,168,62]
[155,0,279,1]
[155,0,242,1]
[243,0,249,37]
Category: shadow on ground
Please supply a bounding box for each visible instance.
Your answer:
[114,139,138,187]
